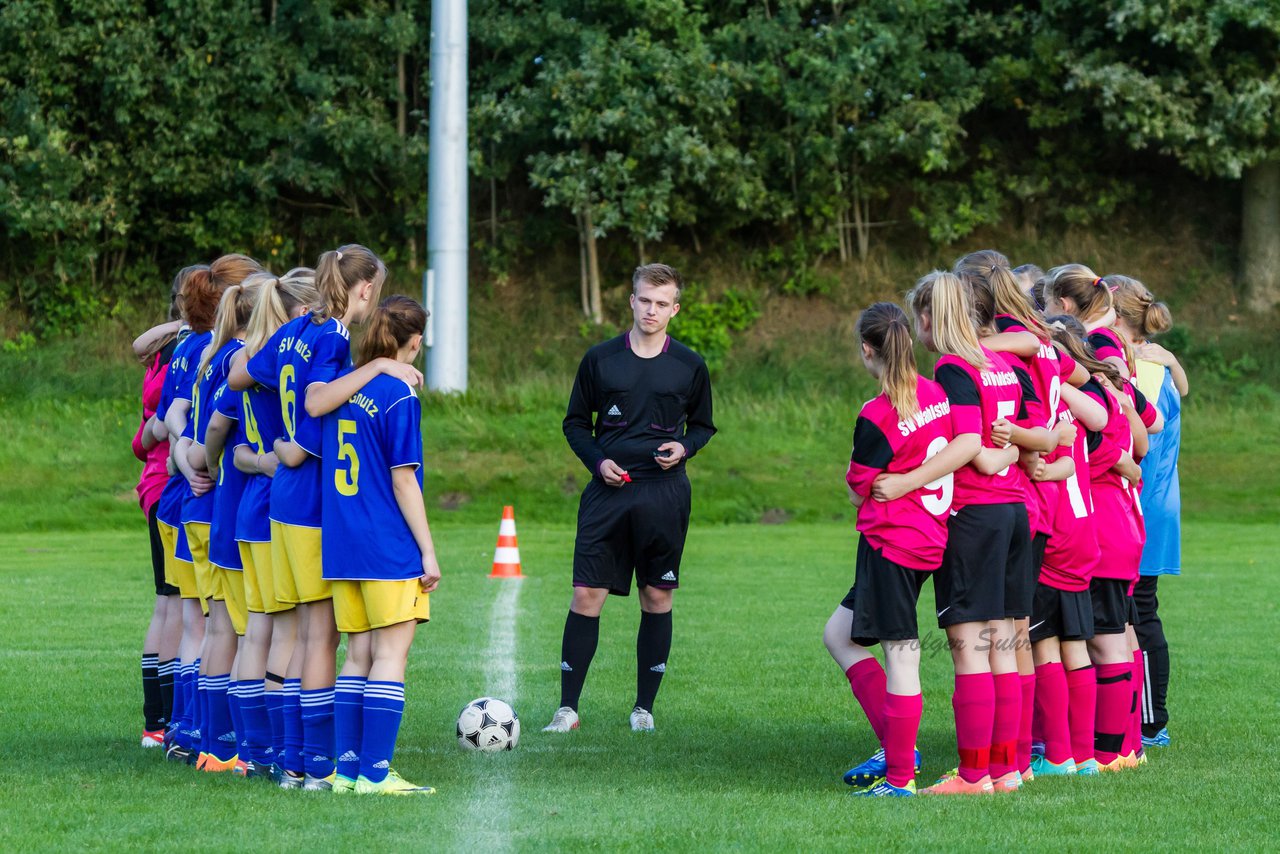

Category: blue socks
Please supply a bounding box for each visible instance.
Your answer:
[239,680,271,766]
[264,688,285,766]
[281,679,303,774]
[300,687,335,779]
[227,681,245,761]
[335,676,366,781]
[359,681,405,784]
[206,674,234,762]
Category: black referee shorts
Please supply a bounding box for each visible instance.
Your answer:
[572,474,691,597]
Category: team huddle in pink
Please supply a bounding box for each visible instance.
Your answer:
[824,249,1184,797]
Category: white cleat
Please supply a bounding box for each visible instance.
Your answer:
[543,706,580,733]
[629,707,655,732]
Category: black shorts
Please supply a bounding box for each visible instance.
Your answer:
[572,474,691,597]
[840,538,931,645]
[149,504,180,597]
[1089,577,1132,635]
[1029,582,1094,643]
[1004,506,1034,619]
[935,503,1024,628]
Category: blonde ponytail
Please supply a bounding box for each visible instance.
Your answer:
[196,279,263,381]
[243,271,319,356]
[909,271,987,369]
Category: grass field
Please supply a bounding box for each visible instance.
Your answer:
[2,520,1277,850]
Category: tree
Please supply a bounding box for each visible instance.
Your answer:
[479,1,759,323]
[1041,0,1280,310]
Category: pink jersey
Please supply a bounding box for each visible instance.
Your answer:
[995,316,1082,536]
[1082,379,1144,582]
[1039,405,1097,592]
[933,346,1026,508]
[134,350,171,516]
[845,377,955,570]
[1088,327,1132,375]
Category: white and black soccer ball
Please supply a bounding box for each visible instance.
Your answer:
[456,697,520,751]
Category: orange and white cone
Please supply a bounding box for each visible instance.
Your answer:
[490,505,523,578]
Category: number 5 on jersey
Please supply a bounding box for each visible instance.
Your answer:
[335,418,360,496]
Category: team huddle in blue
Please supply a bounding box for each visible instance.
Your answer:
[134,246,438,795]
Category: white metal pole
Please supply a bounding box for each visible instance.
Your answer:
[425,0,468,392]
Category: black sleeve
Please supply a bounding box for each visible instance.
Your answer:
[851,416,893,468]
[1087,331,1114,352]
[1013,364,1036,421]
[995,316,1022,333]
[935,364,980,406]
[679,358,716,458]
[1131,384,1149,411]
[562,353,605,476]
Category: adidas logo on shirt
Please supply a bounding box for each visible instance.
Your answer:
[661,571,677,582]
[650,663,666,673]
[561,661,573,672]
[607,404,622,417]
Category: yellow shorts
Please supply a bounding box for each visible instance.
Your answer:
[271,521,330,604]
[185,522,214,604]
[167,524,201,609]
[213,566,248,635]
[240,541,293,615]
[333,578,430,634]
[157,521,180,588]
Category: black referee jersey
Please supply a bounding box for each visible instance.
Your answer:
[563,333,716,480]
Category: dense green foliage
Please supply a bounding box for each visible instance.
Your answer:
[3,0,1279,335]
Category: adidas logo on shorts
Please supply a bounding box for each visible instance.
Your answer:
[338,751,359,763]
[607,405,622,417]
[560,661,573,672]
[650,663,666,673]
[661,571,677,582]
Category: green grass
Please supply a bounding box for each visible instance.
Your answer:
[2,521,1278,849]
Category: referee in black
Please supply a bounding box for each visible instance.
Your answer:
[544,263,716,733]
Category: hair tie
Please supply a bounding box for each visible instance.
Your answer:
[990,265,998,274]
[1049,320,1067,331]
[336,251,344,261]
[1093,277,1105,288]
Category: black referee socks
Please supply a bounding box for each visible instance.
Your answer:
[635,610,673,713]
[559,611,601,711]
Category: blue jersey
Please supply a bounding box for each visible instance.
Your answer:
[182,338,245,525]
[234,384,279,544]
[1139,367,1181,576]
[246,315,352,527]
[208,381,248,570]
[321,374,423,581]
[156,332,210,528]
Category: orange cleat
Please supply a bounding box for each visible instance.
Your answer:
[992,770,1023,793]
[201,753,239,773]
[921,770,995,795]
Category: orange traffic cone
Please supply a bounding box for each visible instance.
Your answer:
[490,505,523,578]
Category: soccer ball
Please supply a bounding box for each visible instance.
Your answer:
[456,697,520,751]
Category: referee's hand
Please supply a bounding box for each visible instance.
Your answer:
[599,459,629,487]
[654,442,687,470]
